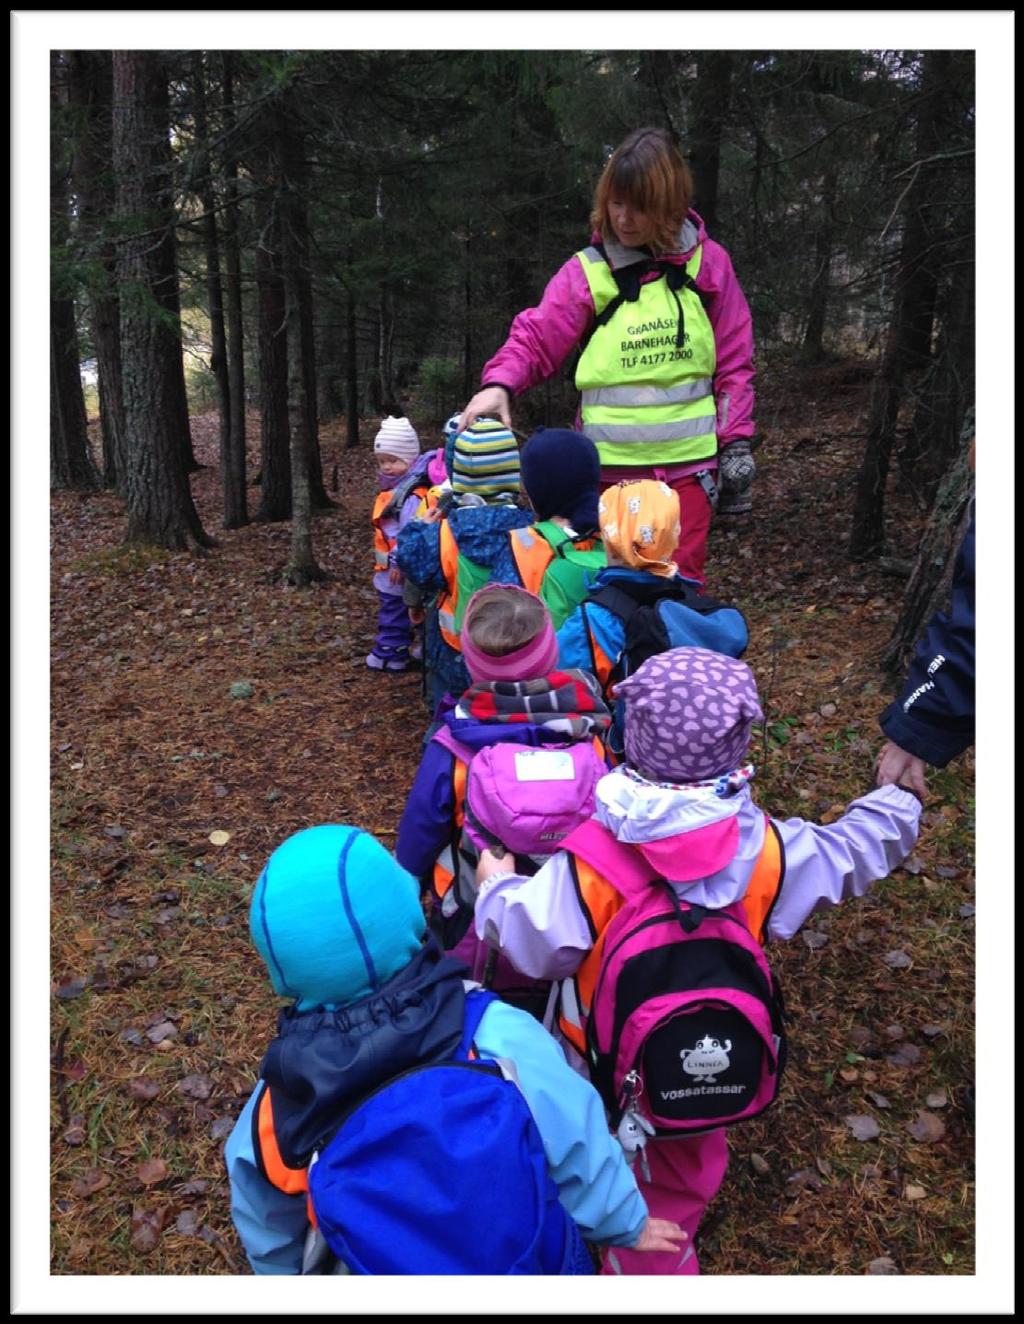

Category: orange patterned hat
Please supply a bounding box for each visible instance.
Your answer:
[598,479,681,577]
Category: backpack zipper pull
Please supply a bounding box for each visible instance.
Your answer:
[620,1069,642,1107]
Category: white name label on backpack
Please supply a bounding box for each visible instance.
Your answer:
[514,750,576,782]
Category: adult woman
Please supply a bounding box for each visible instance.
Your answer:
[458,127,756,588]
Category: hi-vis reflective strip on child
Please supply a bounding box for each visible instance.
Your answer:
[557,818,784,1052]
[510,526,555,597]
[438,521,461,650]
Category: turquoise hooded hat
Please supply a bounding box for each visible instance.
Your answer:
[250,825,426,1011]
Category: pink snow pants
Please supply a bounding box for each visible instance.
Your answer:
[600,1129,729,1275]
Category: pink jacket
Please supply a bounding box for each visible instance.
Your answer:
[481,210,755,449]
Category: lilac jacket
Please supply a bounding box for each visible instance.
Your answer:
[475,772,921,981]
[481,210,755,456]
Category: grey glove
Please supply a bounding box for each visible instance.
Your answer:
[717,438,756,516]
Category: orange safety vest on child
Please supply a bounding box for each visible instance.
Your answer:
[556,820,784,1056]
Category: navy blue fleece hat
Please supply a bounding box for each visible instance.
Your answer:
[520,428,601,532]
[250,825,425,1011]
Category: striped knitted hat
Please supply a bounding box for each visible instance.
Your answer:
[451,418,521,500]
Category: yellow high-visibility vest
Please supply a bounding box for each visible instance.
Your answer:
[575,245,718,468]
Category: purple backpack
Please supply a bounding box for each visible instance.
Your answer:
[463,740,606,859]
[564,819,787,1136]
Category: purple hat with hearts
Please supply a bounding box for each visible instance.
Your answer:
[616,647,763,782]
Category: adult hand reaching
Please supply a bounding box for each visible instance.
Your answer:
[875,740,928,800]
[459,386,511,433]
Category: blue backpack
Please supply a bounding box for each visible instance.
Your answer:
[306,989,593,1275]
[582,578,748,755]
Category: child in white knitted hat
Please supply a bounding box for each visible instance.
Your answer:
[369,415,431,671]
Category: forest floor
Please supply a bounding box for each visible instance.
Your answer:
[49,357,974,1277]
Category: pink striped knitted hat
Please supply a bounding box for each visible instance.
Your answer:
[460,584,559,683]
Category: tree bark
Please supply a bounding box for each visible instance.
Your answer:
[345,278,360,449]
[849,53,949,560]
[881,412,974,674]
[689,52,733,234]
[254,208,292,521]
[802,166,837,362]
[50,293,100,491]
[67,50,126,492]
[113,51,211,551]
[192,53,246,530]
[51,51,99,492]
[221,52,249,527]
[272,97,325,584]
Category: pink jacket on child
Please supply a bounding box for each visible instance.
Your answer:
[481,210,756,455]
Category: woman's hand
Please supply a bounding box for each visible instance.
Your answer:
[459,386,511,433]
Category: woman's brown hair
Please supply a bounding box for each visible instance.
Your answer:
[590,127,693,256]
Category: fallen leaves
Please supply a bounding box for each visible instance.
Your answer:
[130,1206,168,1253]
[71,1169,111,1198]
[208,830,231,846]
[136,1157,170,1187]
[906,1110,946,1143]
[845,1114,881,1141]
[177,1073,214,1100]
[127,1078,162,1102]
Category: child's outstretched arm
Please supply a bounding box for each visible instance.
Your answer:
[475,847,593,981]
[766,783,921,942]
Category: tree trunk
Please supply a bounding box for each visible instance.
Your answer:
[221,52,249,526]
[67,50,126,492]
[899,252,975,504]
[113,51,211,551]
[192,53,246,530]
[345,278,360,449]
[849,53,949,560]
[881,411,974,674]
[254,208,292,521]
[50,293,99,491]
[802,166,837,362]
[848,322,904,560]
[272,98,325,584]
[51,52,99,491]
[298,259,331,508]
[689,52,733,235]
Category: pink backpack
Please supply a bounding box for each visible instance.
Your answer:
[463,740,606,859]
[564,819,787,1136]
[430,729,607,1015]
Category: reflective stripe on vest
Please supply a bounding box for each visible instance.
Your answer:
[557,817,784,1053]
[509,525,555,598]
[437,520,462,651]
[432,754,468,900]
[371,490,393,571]
[575,245,717,467]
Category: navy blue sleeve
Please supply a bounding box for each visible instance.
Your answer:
[395,743,457,880]
[879,516,975,767]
